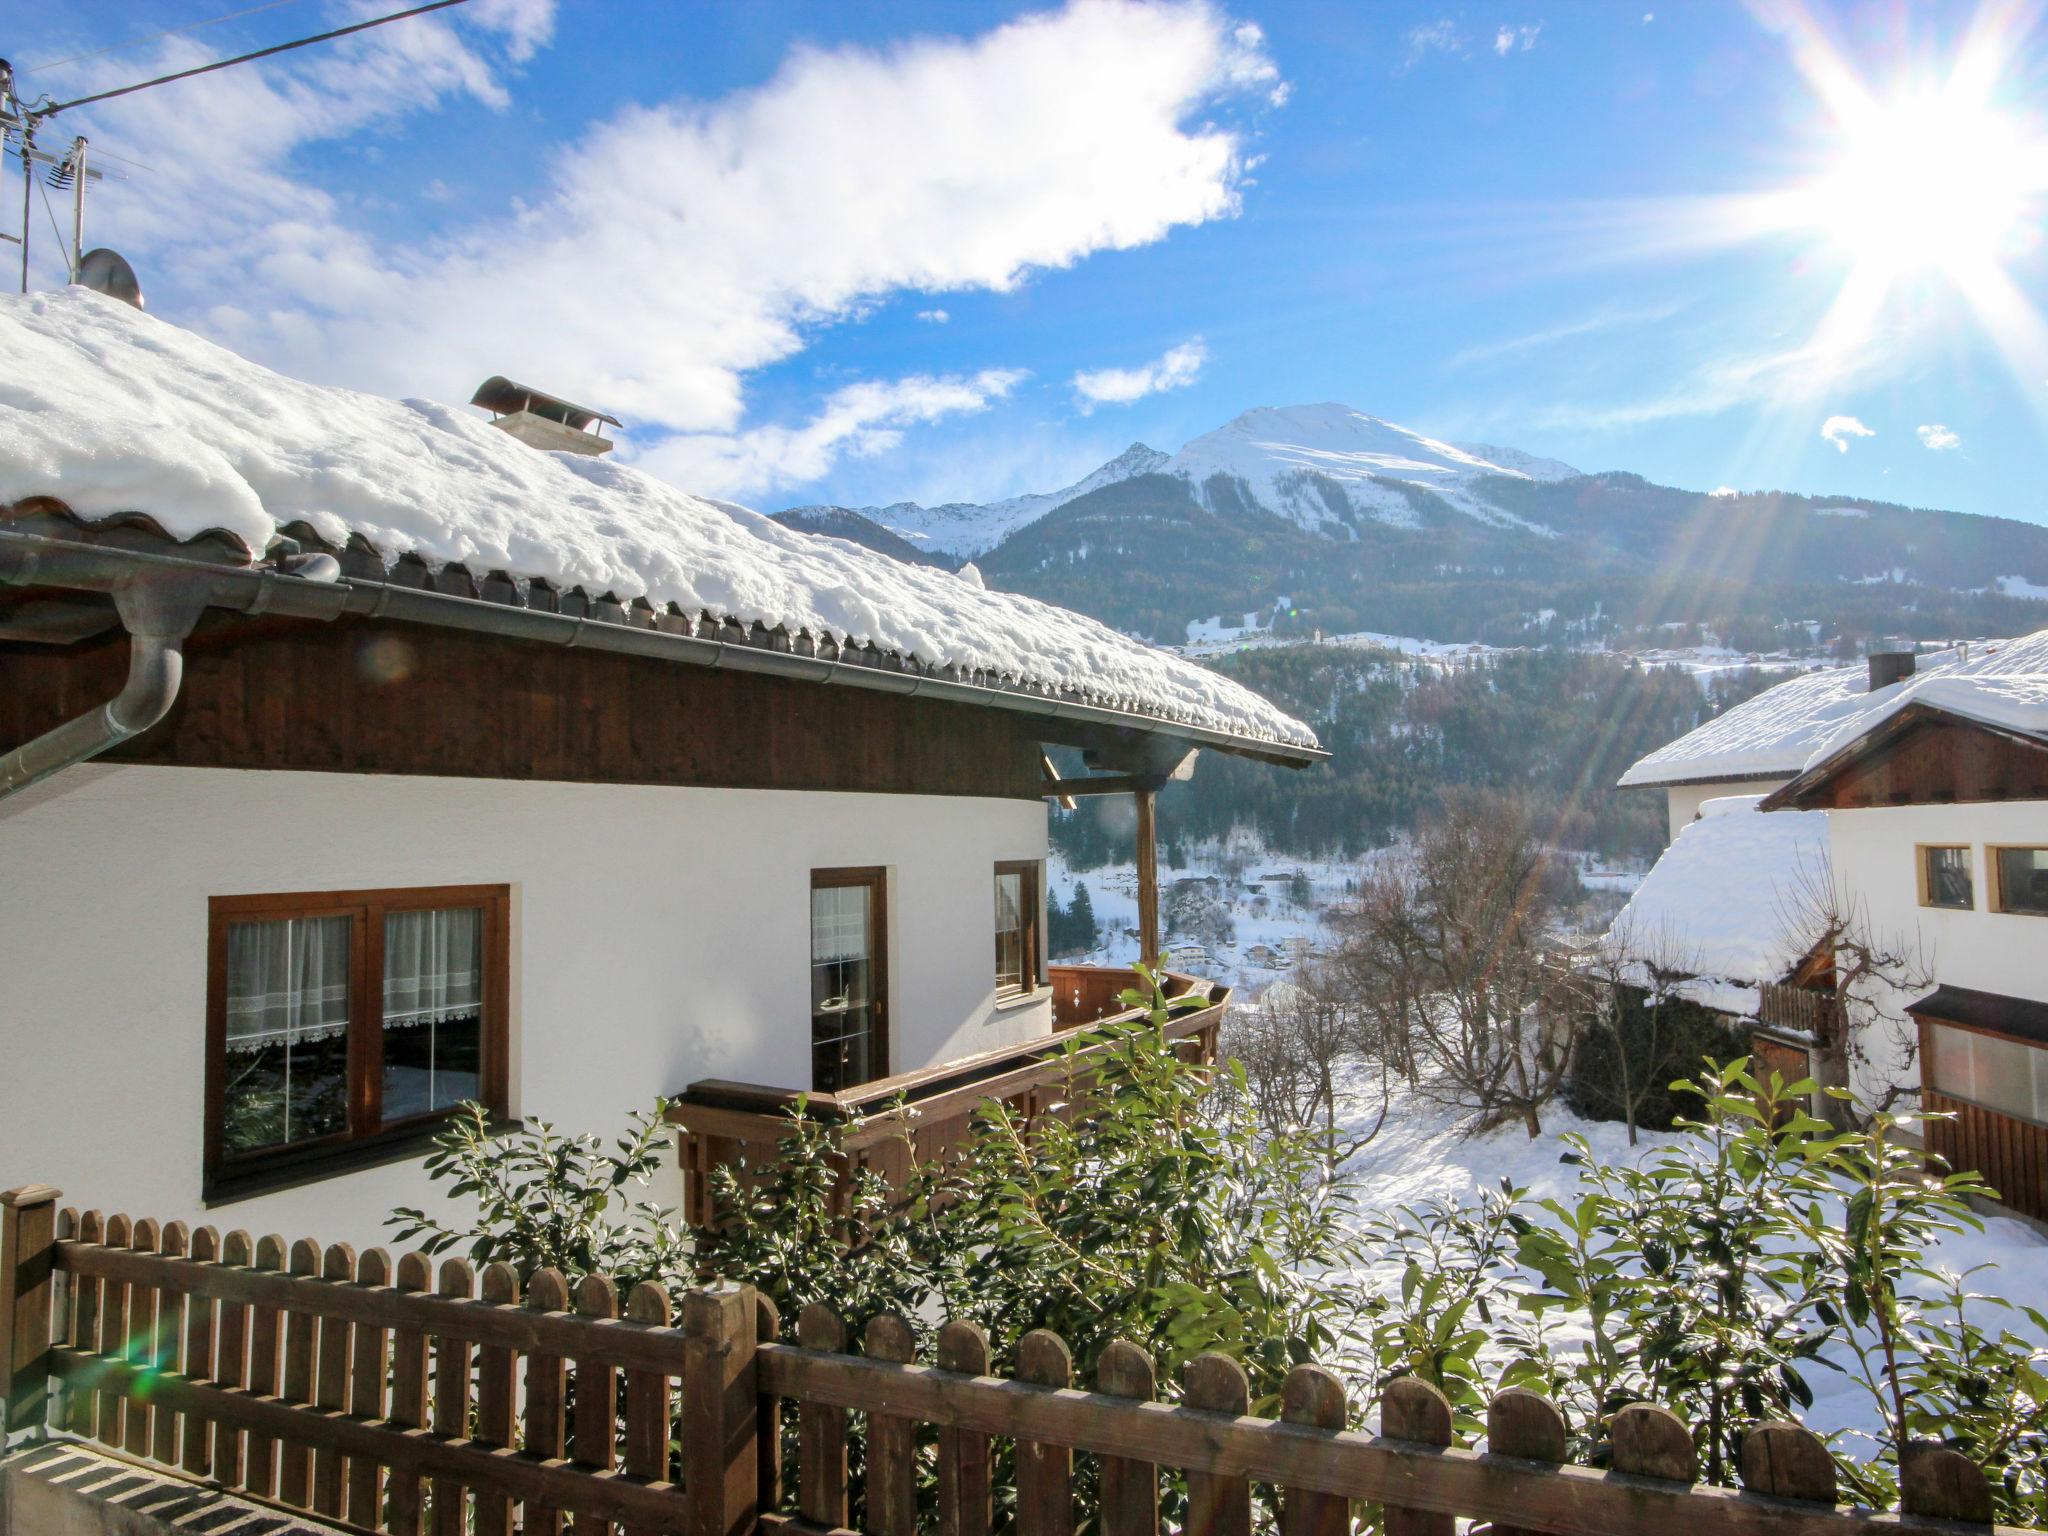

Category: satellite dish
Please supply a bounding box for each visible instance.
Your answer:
[75,248,143,310]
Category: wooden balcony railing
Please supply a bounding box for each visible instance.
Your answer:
[665,965,1229,1226]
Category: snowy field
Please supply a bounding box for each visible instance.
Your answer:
[1321,1077,2048,1449]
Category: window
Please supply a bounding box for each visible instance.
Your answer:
[1919,845,1975,910]
[1927,1022,2048,1127]
[811,869,887,1093]
[1992,846,2048,916]
[207,885,509,1194]
[994,860,1043,996]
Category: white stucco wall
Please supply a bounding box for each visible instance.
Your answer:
[1664,778,1790,842]
[0,764,1050,1247]
[1825,801,2048,1104]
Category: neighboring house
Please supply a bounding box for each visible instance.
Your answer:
[1603,796,1834,1065]
[0,292,1322,1244]
[1618,630,2048,1221]
[1761,630,2048,1221]
[1619,646,1947,840]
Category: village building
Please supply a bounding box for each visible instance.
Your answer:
[1618,644,1950,841]
[1615,631,2048,1220]
[0,291,1322,1245]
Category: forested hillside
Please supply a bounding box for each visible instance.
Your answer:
[1054,646,1789,866]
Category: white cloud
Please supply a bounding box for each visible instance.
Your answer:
[637,369,1027,496]
[53,0,1277,495]
[1402,19,1465,67]
[1917,422,1962,451]
[1709,485,1740,497]
[1821,414,1876,452]
[916,309,951,324]
[1071,337,1208,409]
[1493,24,1541,55]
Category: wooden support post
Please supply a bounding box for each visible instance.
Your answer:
[1135,787,1160,966]
[0,1184,59,1444]
[681,1282,759,1536]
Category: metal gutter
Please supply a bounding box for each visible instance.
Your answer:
[0,529,1328,769]
[0,571,215,801]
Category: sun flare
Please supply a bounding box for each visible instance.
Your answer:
[1808,84,2045,282]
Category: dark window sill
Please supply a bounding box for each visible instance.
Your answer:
[204,1115,523,1207]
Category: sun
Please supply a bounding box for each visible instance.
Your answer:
[1806,82,2047,285]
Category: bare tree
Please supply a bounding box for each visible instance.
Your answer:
[1327,791,1581,1136]
[1222,962,1391,1161]
[1779,857,1934,1129]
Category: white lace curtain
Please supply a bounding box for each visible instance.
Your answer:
[224,914,352,1054]
[383,906,483,1030]
[811,886,870,964]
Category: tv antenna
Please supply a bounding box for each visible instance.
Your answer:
[2,0,471,293]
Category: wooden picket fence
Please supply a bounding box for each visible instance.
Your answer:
[0,1184,2028,1536]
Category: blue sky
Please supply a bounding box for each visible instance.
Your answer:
[11,0,2047,522]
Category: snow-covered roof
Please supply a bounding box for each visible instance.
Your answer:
[1604,796,1830,1001]
[1618,650,1967,788]
[0,291,1316,754]
[1799,629,2048,767]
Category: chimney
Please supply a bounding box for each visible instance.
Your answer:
[1867,639,1915,692]
[470,376,619,457]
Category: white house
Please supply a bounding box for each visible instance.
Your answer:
[0,291,1322,1245]
[1619,646,1948,840]
[1617,630,2048,1221]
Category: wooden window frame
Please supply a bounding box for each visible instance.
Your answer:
[810,867,890,1088]
[1916,843,1976,911]
[994,859,1045,1000]
[205,883,511,1201]
[1989,845,2048,917]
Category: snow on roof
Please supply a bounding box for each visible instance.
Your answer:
[0,291,1315,752]
[1618,651,1966,787]
[1799,629,2048,767]
[1604,795,1829,992]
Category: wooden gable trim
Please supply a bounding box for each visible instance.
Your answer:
[1761,703,2048,812]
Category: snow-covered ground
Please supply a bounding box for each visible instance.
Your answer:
[1323,1077,2048,1449]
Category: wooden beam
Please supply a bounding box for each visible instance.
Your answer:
[1040,774,1152,799]
[1135,788,1160,966]
[1037,752,1077,812]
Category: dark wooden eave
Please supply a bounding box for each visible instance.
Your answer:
[1759,702,2048,812]
[0,508,1326,772]
[1908,985,2048,1049]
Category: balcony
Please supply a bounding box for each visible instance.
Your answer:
[666,964,1230,1224]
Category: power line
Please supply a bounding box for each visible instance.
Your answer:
[22,0,311,76]
[34,0,473,120]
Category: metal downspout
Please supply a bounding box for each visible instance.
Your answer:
[0,576,211,802]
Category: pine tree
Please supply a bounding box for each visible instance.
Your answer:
[1054,881,1099,956]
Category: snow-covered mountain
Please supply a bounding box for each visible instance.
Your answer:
[1162,405,1578,534]
[782,441,1169,559]
[777,405,1578,557]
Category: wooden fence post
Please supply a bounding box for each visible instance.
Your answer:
[0,1184,59,1444]
[681,1282,759,1536]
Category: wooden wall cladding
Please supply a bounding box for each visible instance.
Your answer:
[0,615,1048,800]
[1815,711,2048,809]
